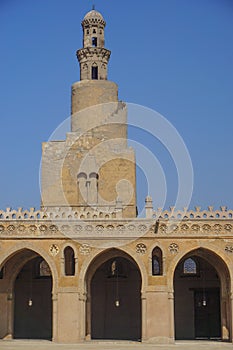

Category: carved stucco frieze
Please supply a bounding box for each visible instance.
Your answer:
[0,219,232,239]
[29,225,37,233]
[74,225,83,232]
[50,225,58,233]
[160,224,167,233]
[85,225,93,232]
[224,224,232,231]
[128,224,136,231]
[213,224,222,232]
[39,225,48,233]
[117,225,125,231]
[138,224,147,233]
[181,224,189,231]
[7,225,15,232]
[202,224,211,232]
[18,225,26,232]
[191,224,200,232]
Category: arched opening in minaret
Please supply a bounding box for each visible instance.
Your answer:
[174,248,230,341]
[0,249,53,340]
[86,249,142,341]
[92,66,98,79]
[92,37,97,47]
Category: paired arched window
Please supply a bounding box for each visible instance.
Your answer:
[152,247,163,276]
[77,171,99,204]
[64,246,75,276]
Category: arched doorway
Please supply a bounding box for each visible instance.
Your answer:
[0,249,53,340]
[86,249,142,341]
[174,248,230,341]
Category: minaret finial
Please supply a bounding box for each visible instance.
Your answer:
[92,4,95,10]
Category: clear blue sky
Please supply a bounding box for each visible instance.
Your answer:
[0,0,233,211]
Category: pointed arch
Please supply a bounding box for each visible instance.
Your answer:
[77,172,88,204]
[64,246,75,276]
[91,63,98,80]
[84,248,142,340]
[0,242,58,291]
[183,257,198,275]
[152,246,163,276]
[0,244,57,340]
[168,244,233,291]
[172,247,231,341]
[78,247,148,341]
[79,247,147,291]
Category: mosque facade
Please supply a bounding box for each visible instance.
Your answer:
[0,9,233,344]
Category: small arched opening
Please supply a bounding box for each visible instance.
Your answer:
[91,65,98,80]
[64,246,75,276]
[152,247,163,276]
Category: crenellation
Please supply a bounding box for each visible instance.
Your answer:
[0,206,233,221]
[150,207,233,220]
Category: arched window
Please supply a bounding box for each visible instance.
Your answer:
[39,260,51,277]
[89,172,99,204]
[152,247,163,276]
[64,246,75,276]
[183,257,197,275]
[92,37,97,47]
[77,172,88,203]
[77,172,87,180]
[92,66,98,80]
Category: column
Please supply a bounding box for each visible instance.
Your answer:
[141,291,147,341]
[52,293,58,342]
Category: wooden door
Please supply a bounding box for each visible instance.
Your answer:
[194,289,221,339]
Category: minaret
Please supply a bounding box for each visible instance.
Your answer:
[41,9,137,218]
[71,9,119,129]
[77,9,110,81]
